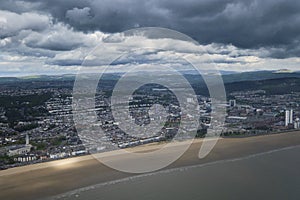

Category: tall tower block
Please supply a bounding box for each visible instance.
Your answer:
[289,109,293,124]
[285,110,290,126]
[25,133,29,146]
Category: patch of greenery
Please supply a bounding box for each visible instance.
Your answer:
[50,136,67,146]
[0,155,15,165]
[14,123,38,132]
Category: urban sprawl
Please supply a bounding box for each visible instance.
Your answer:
[0,76,300,169]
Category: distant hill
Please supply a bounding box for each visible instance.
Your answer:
[0,74,76,83]
[1,70,300,84]
[0,77,20,83]
[222,70,300,83]
[1,70,300,96]
[225,77,300,95]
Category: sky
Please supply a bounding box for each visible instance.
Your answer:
[0,0,300,76]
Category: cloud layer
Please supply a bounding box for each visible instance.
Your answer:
[0,0,300,76]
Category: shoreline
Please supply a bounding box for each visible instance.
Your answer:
[0,129,290,173]
[0,126,296,172]
[0,131,300,200]
[0,129,294,175]
[0,136,217,177]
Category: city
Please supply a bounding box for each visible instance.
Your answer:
[1,71,300,169]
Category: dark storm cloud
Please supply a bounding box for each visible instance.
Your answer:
[1,0,300,58]
[0,0,41,13]
[47,59,83,66]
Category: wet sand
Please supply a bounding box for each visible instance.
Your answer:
[1,131,300,200]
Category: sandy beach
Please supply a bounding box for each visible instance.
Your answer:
[1,131,300,200]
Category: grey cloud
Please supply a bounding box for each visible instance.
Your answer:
[0,10,51,38]
[4,0,299,56]
[0,0,41,13]
[0,29,56,58]
[23,24,89,51]
[66,7,92,25]
[47,59,83,66]
[1,0,300,59]
[0,10,95,53]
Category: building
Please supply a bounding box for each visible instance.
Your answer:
[7,134,32,157]
[14,155,37,163]
[285,110,289,126]
[290,109,293,124]
[187,97,194,103]
[285,109,293,127]
[294,118,300,129]
[229,99,236,107]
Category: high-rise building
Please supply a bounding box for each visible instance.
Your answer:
[289,109,293,124]
[294,118,300,129]
[25,133,29,146]
[285,110,289,126]
[285,109,294,126]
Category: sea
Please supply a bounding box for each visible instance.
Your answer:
[50,145,300,200]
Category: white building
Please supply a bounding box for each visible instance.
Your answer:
[187,97,194,103]
[294,118,300,129]
[229,99,236,107]
[285,109,293,126]
[14,155,37,162]
[7,134,32,157]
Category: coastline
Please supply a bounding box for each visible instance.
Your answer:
[0,131,300,200]
[0,129,293,173]
[54,145,300,200]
